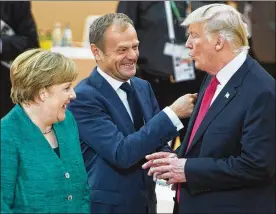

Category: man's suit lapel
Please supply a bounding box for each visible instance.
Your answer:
[178,75,210,157]
[88,68,136,132]
[181,55,253,156]
[186,84,238,154]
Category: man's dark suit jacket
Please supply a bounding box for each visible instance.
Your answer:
[176,55,275,214]
[68,68,179,213]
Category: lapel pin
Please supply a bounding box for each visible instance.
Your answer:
[225,92,230,98]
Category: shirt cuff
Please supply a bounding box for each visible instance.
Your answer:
[163,107,184,131]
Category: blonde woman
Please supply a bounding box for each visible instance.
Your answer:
[1,49,89,213]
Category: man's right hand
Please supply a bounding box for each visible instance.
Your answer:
[169,93,198,119]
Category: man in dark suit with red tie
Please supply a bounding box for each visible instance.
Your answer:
[143,3,275,214]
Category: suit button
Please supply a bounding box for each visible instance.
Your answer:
[65,172,70,179]
[67,195,73,200]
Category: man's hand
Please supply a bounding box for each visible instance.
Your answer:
[170,93,197,119]
[149,157,187,185]
[142,152,177,181]
[142,152,177,169]
[142,152,187,185]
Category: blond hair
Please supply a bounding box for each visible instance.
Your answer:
[182,3,249,53]
[10,49,78,104]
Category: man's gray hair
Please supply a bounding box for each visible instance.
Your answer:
[89,13,134,51]
[182,3,250,53]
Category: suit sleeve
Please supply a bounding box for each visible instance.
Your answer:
[69,87,178,169]
[1,2,39,61]
[185,90,276,194]
[1,138,18,213]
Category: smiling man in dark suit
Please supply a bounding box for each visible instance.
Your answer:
[68,13,197,213]
[143,3,275,214]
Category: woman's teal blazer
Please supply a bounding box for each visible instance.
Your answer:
[1,105,90,213]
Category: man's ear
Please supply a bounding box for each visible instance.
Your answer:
[215,34,225,51]
[91,44,103,61]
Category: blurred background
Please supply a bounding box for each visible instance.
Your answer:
[1,1,275,212]
[30,1,275,85]
[0,1,276,213]
[33,1,118,85]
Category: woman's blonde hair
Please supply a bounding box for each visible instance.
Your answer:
[10,48,78,104]
[182,3,249,53]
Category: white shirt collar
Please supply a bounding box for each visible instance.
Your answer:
[97,67,131,91]
[216,51,247,87]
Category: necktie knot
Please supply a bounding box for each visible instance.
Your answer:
[120,82,133,94]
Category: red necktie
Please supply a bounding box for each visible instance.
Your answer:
[177,76,219,203]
